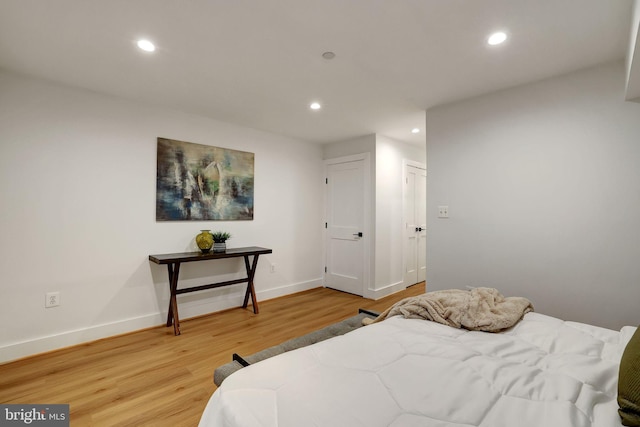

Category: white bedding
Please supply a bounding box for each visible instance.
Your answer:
[199,313,637,427]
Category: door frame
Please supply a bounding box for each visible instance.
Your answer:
[402,160,426,288]
[323,153,373,298]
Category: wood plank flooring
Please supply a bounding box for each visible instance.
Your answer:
[0,283,425,427]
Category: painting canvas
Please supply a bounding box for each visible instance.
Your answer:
[156,138,254,221]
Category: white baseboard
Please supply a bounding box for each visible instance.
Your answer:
[257,278,323,301]
[367,281,407,300]
[0,313,163,364]
[0,278,323,364]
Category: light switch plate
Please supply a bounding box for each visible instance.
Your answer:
[438,206,449,218]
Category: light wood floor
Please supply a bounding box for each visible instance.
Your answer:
[0,283,425,427]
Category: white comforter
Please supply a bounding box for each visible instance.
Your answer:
[199,313,637,427]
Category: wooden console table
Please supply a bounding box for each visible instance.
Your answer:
[149,246,272,335]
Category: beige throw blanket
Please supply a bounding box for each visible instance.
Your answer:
[366,287,533,332]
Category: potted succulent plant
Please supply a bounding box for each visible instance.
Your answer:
[211,231,231,252]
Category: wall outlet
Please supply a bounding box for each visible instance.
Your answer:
[438,205,449,218]
[45,292,60,308]
[270,263,276,273]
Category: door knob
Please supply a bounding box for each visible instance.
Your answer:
[353,232,363,237]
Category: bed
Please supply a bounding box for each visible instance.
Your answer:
[199,304,639,426]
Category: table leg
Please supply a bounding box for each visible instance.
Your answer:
[166,264,174,327]
[242,255,260,314]
[166,262,181,335]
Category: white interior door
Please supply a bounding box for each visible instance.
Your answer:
[416,167,427,282]
[325,158,366,295]
[404,164,427,285]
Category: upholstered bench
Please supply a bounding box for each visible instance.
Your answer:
[213,309,379,386]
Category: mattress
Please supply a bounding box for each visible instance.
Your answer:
[199,313,637,427]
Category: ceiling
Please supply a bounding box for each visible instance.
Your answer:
[0,0,635,145]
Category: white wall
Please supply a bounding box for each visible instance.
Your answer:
[0,71,324,362]
[374,135,425,296]
[426,61,640,330]
[323,134,375,161]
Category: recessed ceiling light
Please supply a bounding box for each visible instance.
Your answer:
[310,102,321,110]
[137,39,156,52]
[322,51,336,60]
[487,32,507,46]
[411,128,420,134]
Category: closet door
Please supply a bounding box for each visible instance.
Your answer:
[404,164,426,285]
[325,156,369,296]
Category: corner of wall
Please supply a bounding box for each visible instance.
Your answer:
[625,0,640,100]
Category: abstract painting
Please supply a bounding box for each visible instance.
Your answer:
[156,137,254,221]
